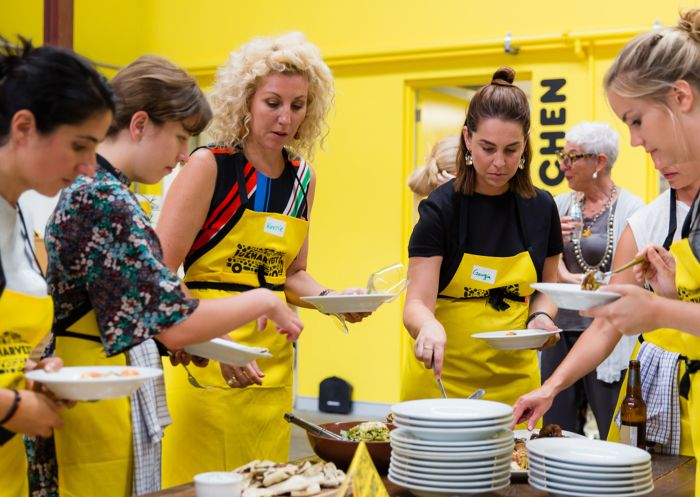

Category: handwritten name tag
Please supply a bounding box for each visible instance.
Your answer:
[471,265,497,284]
[263,217,286,237]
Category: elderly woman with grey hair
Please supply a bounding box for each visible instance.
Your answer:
[542,121,644,438]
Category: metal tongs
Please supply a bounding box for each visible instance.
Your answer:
[283,412,345,441]
[580,255,647,291]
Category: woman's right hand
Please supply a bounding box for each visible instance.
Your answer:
[220,360,264,388]
[414,320,447,377]
[511,385,556,430]
[4,389,64,437]
[258,290,304,341]
[560,216,582,244]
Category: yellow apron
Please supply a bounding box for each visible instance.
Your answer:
[400,195,541,427]
[162,200,308,487]
[53,310,133,497]
[0,287,53,497]
[672,236,700,497]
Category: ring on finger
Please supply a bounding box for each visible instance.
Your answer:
[226,377,238,386]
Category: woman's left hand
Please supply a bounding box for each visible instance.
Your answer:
[527,313,560,350]
[580,284,658,335]
[337,288,372,323]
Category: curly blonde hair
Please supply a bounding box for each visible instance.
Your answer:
[208,32,334,160]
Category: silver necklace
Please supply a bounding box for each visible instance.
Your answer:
[572,184,617,272]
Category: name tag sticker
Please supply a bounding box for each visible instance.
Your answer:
[264,217,287,237]
[471,265,497,284]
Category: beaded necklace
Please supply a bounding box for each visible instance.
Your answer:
[572,184,617,272]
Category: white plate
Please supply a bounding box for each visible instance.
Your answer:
[526,438,651,466]
[390,458,509,476]
[391,452,511,469]
[530,283,620,311]
[391,438,513,453]
[528,452,651,474]
[184,337,271,367]
[529,474,654,496]
[391,398,513,421]
[392,412,513,428]
[528,458,652,480]
[390,463,510,482]
[389,469,510,488]
[472,329,559,350]
[25,366,163,401]
[393,421,511,441]
[510,429,587,477]
[300,293,396,313]
[529,465,653,488]
[391,443,513,461]
[528,478,653,497]
[392,427,512,447]
[388,473,511,496]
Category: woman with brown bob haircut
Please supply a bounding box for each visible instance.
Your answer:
[401,67,562,413]
[33,55,302,497]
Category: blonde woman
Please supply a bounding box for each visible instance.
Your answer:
[408,134,459,196]
[157,32,368,484]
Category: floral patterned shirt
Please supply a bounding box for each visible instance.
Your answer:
[44,154,198,356]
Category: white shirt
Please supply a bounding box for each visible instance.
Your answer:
[628,188,691,251]
[0,195,47,297]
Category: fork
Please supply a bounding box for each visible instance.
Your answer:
[181,363,230,390]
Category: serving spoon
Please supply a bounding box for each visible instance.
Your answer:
[580,255,646,291]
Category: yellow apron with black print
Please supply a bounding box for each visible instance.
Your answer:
[162,208,308,487]
[672,237,700,497]
[53,310,133,497]
[400,250,540,420]
[607,329,693,453]
[0,288,53,497]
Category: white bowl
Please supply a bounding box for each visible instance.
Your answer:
[301,293,397,313]
[25,366,162,401]
[391,398,513,421]
[530,283,620,311]
[526,438,651,466]
[392,412,513,428]
[392,427,512,447]
[529,474,653,496]
[472,329,559,350]
[391,442,513,460]
[193,472,244,497]
[184,337,271,367]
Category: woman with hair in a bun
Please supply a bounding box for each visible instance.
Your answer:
[408,134,459,197]
[0,35,114,496]
[402,67,562,411]
[514,12,700,486]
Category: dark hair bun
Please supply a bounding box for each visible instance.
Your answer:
[678,9,700,44]
[491,66,516,85]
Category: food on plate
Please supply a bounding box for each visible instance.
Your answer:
[505,331,518,336]
[77,369,140,379]
[511,423,564,472]
[342,421,390,442]
[234,460,346,497]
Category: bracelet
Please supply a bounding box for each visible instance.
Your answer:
[0,390,21,426]
[525,311,554,327]
[319,289,333,296]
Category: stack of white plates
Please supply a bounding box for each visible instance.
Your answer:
[388,399,514,496]
[526,438,654,497]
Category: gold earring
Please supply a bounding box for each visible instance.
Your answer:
[464,151,473,166]
[518,156,525,170]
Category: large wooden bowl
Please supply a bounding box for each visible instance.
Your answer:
[305,421,393,473]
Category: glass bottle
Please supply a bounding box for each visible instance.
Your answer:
[620,360,647,450]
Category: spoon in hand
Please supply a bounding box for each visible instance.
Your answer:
[581,255,647,291]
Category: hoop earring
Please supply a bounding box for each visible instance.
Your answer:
[464,151,473,166]
[518,156,525,170]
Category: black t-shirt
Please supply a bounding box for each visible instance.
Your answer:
[408,182,563,292]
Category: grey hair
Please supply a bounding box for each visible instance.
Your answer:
[605,10,700,102]
[565,121,619,171]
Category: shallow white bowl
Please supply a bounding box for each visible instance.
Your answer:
[184,337,271,367]
[392,427,511,447]
[301,293,396,313]
[391,398,513,421]
[526,438,651,466]
[472,329,559,350]
[26,366,162,401]
[530,282,620,311]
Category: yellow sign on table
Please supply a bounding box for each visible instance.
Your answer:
[335,441,389,497]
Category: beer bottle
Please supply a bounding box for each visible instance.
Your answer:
[620,360,646,449]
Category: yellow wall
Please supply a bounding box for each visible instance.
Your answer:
[2,0,696,405]
[0,0,43,43]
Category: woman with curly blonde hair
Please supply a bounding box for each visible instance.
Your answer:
[157,32,368,484]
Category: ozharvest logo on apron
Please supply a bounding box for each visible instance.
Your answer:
[263,217,287,237]
[471,265,497,284]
